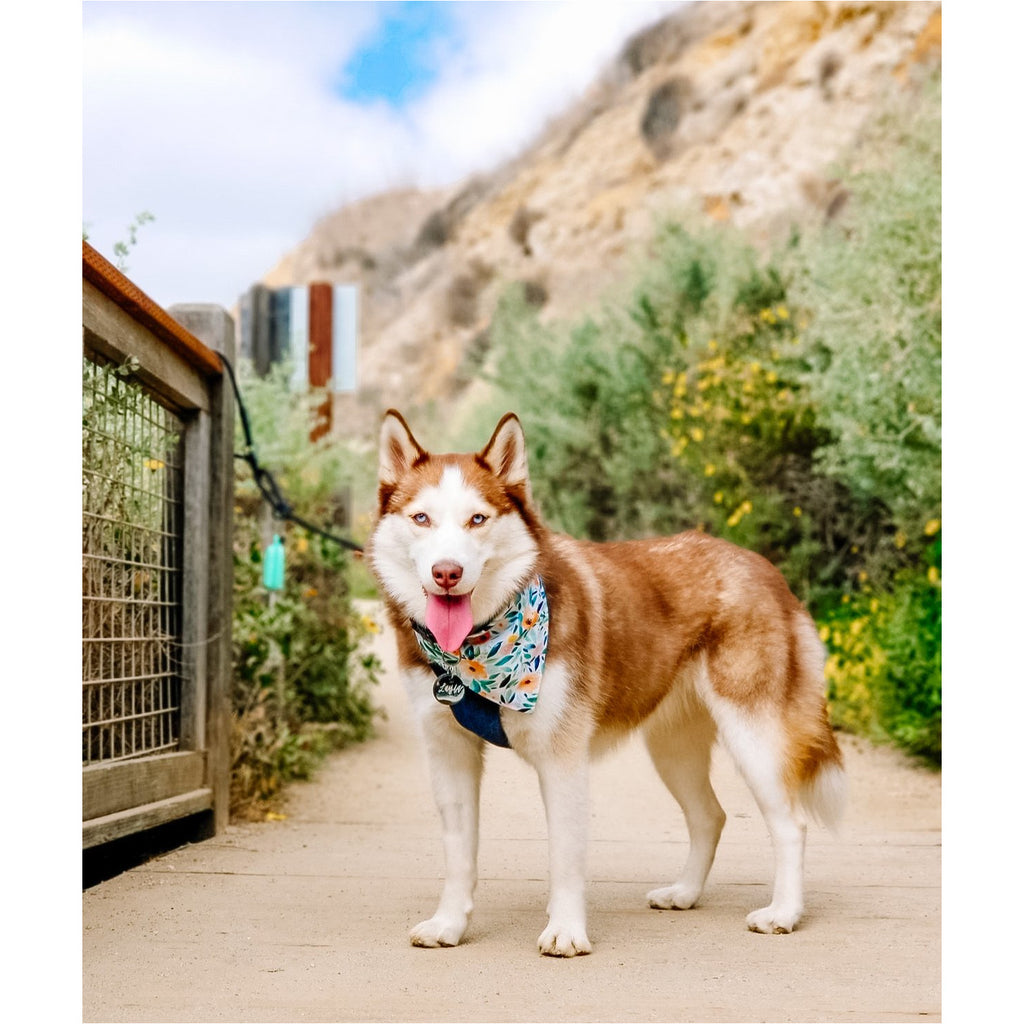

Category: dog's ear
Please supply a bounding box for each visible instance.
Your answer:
[378,409,427,485]
[480,413,532,501]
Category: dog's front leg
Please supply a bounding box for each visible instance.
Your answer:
[536,757,592,957]
[410,705,484,948]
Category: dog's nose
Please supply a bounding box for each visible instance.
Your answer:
[432,561,464,591]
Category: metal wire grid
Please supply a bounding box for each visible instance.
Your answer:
[82,357,186,765]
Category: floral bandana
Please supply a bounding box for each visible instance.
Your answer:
[412,576,549,713]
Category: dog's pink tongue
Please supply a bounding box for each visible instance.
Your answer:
[425,594,474,652]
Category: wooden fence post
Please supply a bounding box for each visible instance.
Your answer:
[168,304,235,833]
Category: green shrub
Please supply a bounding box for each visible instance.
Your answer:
[796,71,941,763]
[229,365,382,818]
[462,71,940,763]
[792,72,941,553]
[822,526,941,763]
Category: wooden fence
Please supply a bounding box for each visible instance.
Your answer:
[82,241,233,848]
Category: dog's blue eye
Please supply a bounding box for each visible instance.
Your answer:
[469,514,488,527]
[411,512,430,526]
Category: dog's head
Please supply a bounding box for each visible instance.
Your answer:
[367,410,542,650]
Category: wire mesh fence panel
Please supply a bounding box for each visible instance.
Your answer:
[82,356,186,765]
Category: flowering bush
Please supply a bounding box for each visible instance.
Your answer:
[822,525,941,761]
[467,72,940,762]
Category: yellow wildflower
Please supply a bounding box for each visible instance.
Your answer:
[726,500,752,528]
[360,614,380,634]
[924,518,941,536]
[792,506,802,517]
[765,370,778,384]
[713,491,724,504]
[776,305,789,320]
[818,625,831,642]
[661,370,675,385]
[690,427,705,442]
[704,463,716,477]
[927,566,941,586]
[894,530,907,549]
[296,536,309,553]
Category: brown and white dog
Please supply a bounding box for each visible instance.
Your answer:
[367,409,845,957]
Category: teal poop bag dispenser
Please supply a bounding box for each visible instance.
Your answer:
[263,534,285,591]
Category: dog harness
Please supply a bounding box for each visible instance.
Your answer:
[412,576,549,748]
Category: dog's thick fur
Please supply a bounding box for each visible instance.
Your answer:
[367,410,845,956]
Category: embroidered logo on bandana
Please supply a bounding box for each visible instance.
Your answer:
[414,577,549,713]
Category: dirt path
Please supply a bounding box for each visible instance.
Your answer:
[83,606,940,1023]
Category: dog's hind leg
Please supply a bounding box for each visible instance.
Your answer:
[700,686,808,934]
[410,703,485,948]
[643,700,726,911]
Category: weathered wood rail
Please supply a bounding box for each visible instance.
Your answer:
[82,241,234,848]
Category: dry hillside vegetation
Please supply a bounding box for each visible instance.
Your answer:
[261,0,941,431]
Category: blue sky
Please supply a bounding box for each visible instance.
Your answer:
[80,1,684,310]
[338,2,456,105]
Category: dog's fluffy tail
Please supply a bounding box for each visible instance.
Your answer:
[797,761,847,833]
[788,614,847,834]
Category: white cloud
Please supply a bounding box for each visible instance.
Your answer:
[83,1,684,310]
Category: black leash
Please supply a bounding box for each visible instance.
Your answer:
[219,353,365,554]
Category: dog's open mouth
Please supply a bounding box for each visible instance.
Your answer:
[425,592,474,653]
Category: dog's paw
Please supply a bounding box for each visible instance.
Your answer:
[537,921,592,958]
[647,884,701,910]
[745,904,802,935]
[409,915,466,948]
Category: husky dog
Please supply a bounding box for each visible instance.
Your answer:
[367,410,845,957]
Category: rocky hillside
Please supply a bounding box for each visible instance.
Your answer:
[262,0,941,435]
